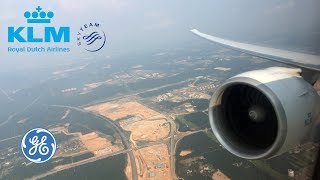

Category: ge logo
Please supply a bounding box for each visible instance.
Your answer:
[21,128,57,163]
[77,22,106,52]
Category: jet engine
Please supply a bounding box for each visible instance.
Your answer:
[209,67,320,159]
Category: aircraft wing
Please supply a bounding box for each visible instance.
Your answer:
[191,29,320,72]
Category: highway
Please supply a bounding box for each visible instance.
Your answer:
[0,135,22,143]
[166,115,177,179]
[47,104,208,180]
[138,115,205,179]
[31,149,130,180]
[49,105,138,180]
[80,78,195,108]
[0,95,41,127]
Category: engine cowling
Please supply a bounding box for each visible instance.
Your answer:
[209,67,320,159]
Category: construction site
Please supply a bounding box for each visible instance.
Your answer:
[84,98,173,180]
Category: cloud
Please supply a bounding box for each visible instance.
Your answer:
[0,1,17,22]
[57,0,128,11]
[144,19,175,30]
[275,0,295,10]
[265,0,296,14]
[143,12,175,30]
[0,12,15,22]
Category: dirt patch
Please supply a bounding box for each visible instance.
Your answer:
[180,156,205,166]
[212,169,230,180]
[61,109,71,120]
[49,126,69,133]
[82,79,114,92]
[84,100,164,121]
[135,144,171,180]
[17,118,29,124]
[179,150,192,157]
[121,119,169,143]
[80,132,122,156]
[314,80,320,95]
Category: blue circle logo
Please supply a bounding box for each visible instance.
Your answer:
[77,22,107,52]
[21,128,57,163]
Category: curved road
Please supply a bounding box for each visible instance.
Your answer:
[50,105,138,180]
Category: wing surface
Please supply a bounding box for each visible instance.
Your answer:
[191,29,320,72]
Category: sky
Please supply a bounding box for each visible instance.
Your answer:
[0,0,319,70]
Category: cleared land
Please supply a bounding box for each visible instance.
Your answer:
[134,144,171,180]
[17,117,29,124]
[212,170,230,180]
[85,100,170,144]
[179,150,192,157]
[85,99,171,180]
[84,100,164,121]
[80,132,123,156]
[49,126,123,158]
[121,119,170,143]
[61,109,71,120]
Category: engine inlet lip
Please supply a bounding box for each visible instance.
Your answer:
[209,77,288,159]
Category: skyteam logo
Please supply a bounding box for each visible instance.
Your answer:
[7,5,71,53]
[21,128,57,163]
[77,23,106,52]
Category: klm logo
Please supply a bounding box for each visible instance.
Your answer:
[8,6,70,43]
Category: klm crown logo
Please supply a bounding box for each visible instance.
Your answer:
[24,6,54,24]
[8,6,70,43]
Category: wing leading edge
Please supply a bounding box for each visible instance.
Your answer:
[191,29,320,72]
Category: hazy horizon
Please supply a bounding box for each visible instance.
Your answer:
[0,0,319,70]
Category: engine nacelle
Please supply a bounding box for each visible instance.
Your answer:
[209,67,320,159]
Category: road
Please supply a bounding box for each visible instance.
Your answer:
[48,104,208,180]
[0,88,14,101]
[166,115,177,180]
[80,78,195,108]
[0,95,41,127]
[31,149,130,179]
[49,105,138,180]
[144,115,205,179]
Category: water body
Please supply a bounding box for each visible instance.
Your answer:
[176,132,273,180]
